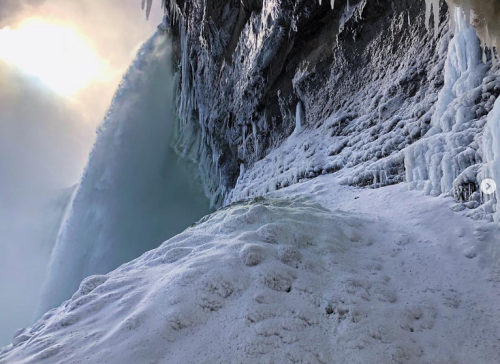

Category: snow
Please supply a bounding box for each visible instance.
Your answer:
[36,32,211,316]
[2,174,500,363]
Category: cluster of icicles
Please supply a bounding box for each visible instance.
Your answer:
[144,0,499,52]
[318,0,338,10]
[317,0,500,55]
[444,0,500,50]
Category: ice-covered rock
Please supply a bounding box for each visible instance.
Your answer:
[159,0,448,204]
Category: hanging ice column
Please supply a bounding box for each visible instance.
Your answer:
[294,101,305,135]
[481,99,500,221]
[404,7,486,196]
[37,32,211,316]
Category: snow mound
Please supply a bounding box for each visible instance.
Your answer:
[2,187,500,363]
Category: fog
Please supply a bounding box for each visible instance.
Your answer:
[0,0,162,346]
[0,61,90,346]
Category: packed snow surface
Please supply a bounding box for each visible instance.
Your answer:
[2,174,499,363]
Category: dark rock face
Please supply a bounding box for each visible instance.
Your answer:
[162,0,497,207]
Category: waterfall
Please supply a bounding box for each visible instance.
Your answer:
[36,31,211,316]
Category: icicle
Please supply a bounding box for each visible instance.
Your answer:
[252,121,258,155]
[424,0,440,35]
[294,101,304,135]
[425,0,431,30]
[432,0,440,35]
[331,0,335,10]
[347,0,350,12]
[141,0,153,20]
[319,0,322,5]
[482,38,488,63]
[485,24,492,52]
[462,0,471,26]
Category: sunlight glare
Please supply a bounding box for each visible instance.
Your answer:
[0,18,103,96]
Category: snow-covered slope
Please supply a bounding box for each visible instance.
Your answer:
[2,174,499,363]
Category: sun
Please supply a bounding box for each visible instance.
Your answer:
[0,18,103,96]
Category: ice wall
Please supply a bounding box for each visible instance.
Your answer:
[37,31,211,316]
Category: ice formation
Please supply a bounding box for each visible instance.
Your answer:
[226,3,499,224]
[405,8,486,197]
[447,0,500,52]
[318,0,336,9]
[481,97,500,221]
[424,0,441,35]
[294,101,304,135]
[36,32,211,316]
[141,0,154,20]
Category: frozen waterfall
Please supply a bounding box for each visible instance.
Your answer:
[404,8,486,197]
[36,31,211,316]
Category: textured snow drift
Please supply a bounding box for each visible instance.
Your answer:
[2,175,499,363]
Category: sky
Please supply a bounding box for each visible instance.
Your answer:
[0,0,163,346]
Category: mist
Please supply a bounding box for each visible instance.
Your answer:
[0,62,91,345]
[0,0,163,346]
